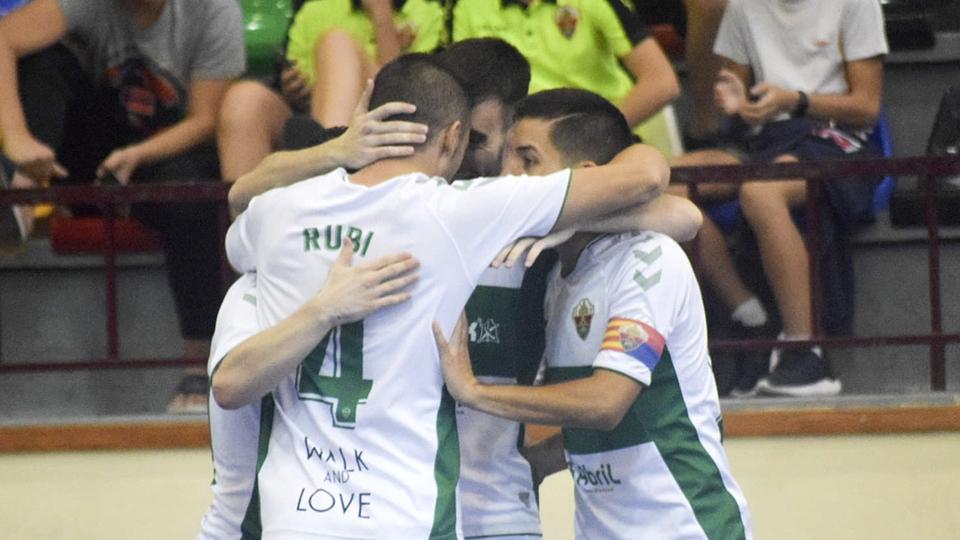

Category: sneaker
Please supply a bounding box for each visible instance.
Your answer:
[756,348,842,397]
[729,353,769,398]
[166,373,209,414]
[0,162,28,252]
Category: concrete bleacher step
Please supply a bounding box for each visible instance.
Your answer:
[0,238,188,420]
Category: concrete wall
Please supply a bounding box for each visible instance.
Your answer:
[2,433,959,540]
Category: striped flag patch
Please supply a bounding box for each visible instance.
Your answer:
[601,318,665,373]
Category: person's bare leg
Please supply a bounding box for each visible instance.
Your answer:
[670,150,761,318]
[167,339,212,414]
[738,155,810,337]
[683,0,728,139]
[217,81,294,182]
[311,30,368,127]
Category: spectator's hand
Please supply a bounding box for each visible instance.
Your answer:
[312,239,419,325]
[432,314,478,405]
[739,82,800,125]
[491,229,574,269]
[97,146,143,185]
[335,79,428,170]
[4,134,67,183]
[280,65,311,110]
[713,69,747,116]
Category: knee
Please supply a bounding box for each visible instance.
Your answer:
[217,81,283,134]
[314,29,361,58]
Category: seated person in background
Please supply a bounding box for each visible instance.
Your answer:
[0,0,245,411]
[670,0,888,397]
[217,0,443,181]
[451,0,680,133]
[434,87,752,540]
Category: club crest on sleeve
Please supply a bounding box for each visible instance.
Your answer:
[572,298,595,340]
[555,6,579,39]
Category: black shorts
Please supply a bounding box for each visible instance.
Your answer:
[732,117,883,228]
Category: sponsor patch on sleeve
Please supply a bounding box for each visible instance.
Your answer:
[601,317,665,373]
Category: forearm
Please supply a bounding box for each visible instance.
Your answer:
[229,143,343,214]
[368,7,402,65]
[584,194,703,242]
[619,77,680,127]
[806,92,880,130]
[0,42,29,140]
[463,381,615,429]
[131,116,215,166]
[212,299,336,409]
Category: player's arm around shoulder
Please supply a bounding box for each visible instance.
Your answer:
[213,242,419,409]
[554,143,670,232]
[433,316,643,430]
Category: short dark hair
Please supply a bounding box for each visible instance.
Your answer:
[369,53,470,143]
[515,88,633,165]
[437,38,530,107]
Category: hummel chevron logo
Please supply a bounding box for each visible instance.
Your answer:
[634,269,662,291]
[632,245,662,264]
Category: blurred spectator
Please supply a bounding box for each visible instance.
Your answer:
[217,0,443,182]
[0,0,245,412]
[451,0,680,130]
[670,0,888,397]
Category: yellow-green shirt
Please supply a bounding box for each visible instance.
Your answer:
[452,0,648,105]
[287,0,445,84]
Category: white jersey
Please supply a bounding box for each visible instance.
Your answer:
[542,232,752,540]
[459,264,542,539]
[226,167,570,539]
[198,273,261,540]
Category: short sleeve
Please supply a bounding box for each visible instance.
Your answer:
[840,0,889,62]
[431,169,571,277]
[190,1,246,80]
[590,0,649,58]
[451,0,478,42]
[592,236,677,386]
[207,274,261,375]
[225,196,264,274]
[712,0,749,64]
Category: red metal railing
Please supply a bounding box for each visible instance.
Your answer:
[674,155,960,391]
[0,181,231,373]
[1,155,959,388]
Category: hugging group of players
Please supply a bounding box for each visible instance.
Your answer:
[199,38,753,540]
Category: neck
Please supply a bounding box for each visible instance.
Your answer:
[556,232,600,277]
[348,155,439,187]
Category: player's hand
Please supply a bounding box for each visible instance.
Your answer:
[432,314,478,405]
[739,82,799,125]
[97,146,143,185]
[335,79,428,170]
[280,65,311,110]
[312,239,419,326]
[713,68,747,116]
[4,133,68,183]
[492,229,574,269]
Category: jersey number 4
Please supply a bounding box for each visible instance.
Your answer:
[296,322,373,429]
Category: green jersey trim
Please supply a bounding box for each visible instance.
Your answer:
[429,388,460,539]
[549,350,747,539]
[240,395,275,540]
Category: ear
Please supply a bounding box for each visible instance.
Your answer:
[440,120,464,158]
[574,159,598,168]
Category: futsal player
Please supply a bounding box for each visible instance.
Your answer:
[434,88,753,539]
